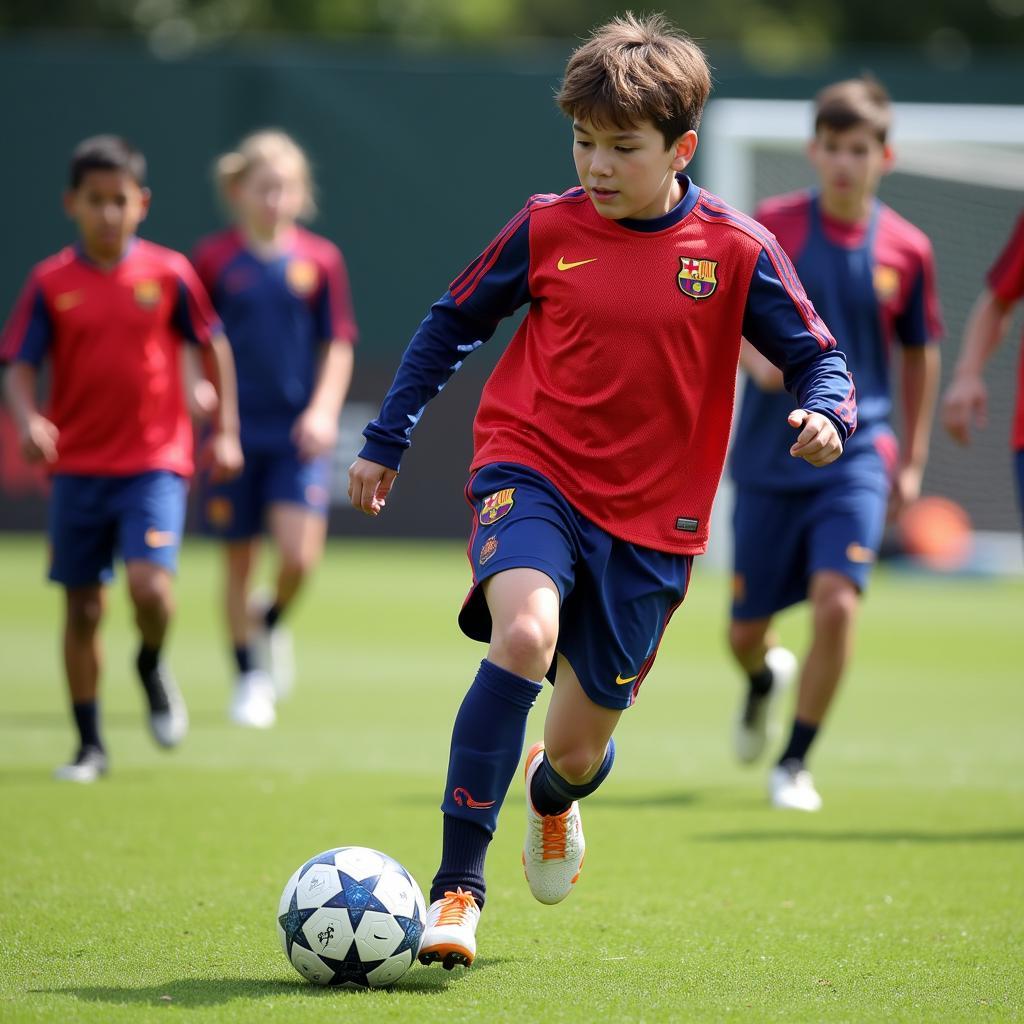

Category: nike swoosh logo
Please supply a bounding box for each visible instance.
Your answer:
[557,257,598,271]
[615,672,639,686]
[145,528,177,549]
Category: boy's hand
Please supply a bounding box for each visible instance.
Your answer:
[189,378,219,422]
[888,463,923,522]
[348,457,398,516]
[19,413,59,464]
[203,430,244,482]
[941,373,987,446]
[292,407,338,462]
[788,409,842,466]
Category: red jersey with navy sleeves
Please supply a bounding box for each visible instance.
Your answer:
[360,176,856,555]
[0,239,221,477]
[192,227,357,451]
[987,212,1024,450]
[732,191,942,491]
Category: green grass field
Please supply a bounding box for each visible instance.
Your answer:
[1,534,1022,1022]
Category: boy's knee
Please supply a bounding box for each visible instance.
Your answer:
[66,592,103,634]
[546,743,606,786]
[492,614,557,676]
[279,548,314,581]
[127,568,172,613]
[813,579,858,633]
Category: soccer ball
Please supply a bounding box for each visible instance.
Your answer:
[277,846,426,988]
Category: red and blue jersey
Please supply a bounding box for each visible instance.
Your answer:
[987,212,1024,450]
[0,239,221,477]
[731,191,942,491]
[192,227,357,451]
[360,176,855,555]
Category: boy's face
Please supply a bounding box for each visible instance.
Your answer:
[231,158,307,236]
[572,116,697,221]
[808,124,892,213]
[64,170,150,262]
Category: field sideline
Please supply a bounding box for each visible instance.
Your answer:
[1,534,1022,1023]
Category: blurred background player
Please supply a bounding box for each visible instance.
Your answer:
[0,135,242,782]
[942,212,1024,531]
[349,14,855,970]
[192,131,357,728]
[727,78,943,811]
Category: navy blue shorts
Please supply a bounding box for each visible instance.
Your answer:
[457,463,692,711]
[201,448,330,540]
[732,474,888,620]
[48,471,187,588]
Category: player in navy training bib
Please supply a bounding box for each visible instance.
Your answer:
[727,78,942,812]
[192,131,357,729]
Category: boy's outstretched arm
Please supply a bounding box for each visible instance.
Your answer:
[942,288,1013,445]
[892,343,940,515]
[741,246,857,465]
[199,333,243,481]
[349,206,532,517]
[4,362,58,464]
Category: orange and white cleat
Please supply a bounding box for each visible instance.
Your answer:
[522,741,586,905]
[418,887,480,970]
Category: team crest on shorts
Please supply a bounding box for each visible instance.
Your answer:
[206,496,233,527]
[133,279,161,309]
[286,259,318,297]
[679,256,720,299]
[479,487,515,526]
[677,257,718,299]
[479,536,499,565]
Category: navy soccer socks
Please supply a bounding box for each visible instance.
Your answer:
[431,659,543,906]
[72,700,103,752]
[530,738,616,816]
[778,718,819,765]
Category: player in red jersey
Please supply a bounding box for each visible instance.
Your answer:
[344,15,856,971]
[1,136,242,782]
[727,79,942,812]
[193,131,357,729]
[942,212,1024,528]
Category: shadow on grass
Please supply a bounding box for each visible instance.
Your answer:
[696,828,1024,844]
[30,963,514,1007]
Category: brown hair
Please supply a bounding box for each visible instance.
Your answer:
[214,130,316,218]
[814,76,892,143]
[557,12,712,148]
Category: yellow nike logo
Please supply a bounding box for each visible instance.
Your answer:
[145,528,177,549]
[615,672,639,686]
[557,256,598,271]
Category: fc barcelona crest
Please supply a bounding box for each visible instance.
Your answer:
[677,256,718,299]
[480,487,515,526]
[286,259,319,297]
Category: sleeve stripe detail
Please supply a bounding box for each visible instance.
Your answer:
[450,205,532,305]
[697,196,835,352]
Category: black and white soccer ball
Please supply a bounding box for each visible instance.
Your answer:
[277,846,426,988]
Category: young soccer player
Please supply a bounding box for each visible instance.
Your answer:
[1,135,243,782]
[192,131,357,729]
[942,212,1024,527]
[728,78,942,811]
[345,14,856,969]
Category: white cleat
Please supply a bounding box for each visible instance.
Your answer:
[144,664,189,749]
[54,746,108,783]
[734,646,798,764]
[249,589,295,700]
[522,742,585,905]
[229,669,277,729]
[770,759,823,812]
[418,888,480,970]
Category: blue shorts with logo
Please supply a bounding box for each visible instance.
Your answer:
[201,447,330,540]
[731,472,888,620]
[48,471,187,587]
[457,463,692,711]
